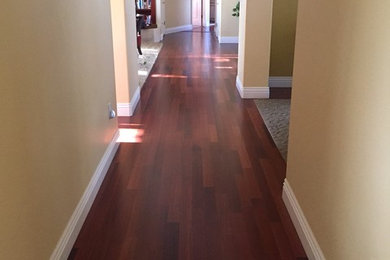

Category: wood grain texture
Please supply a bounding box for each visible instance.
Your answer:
[270,87,292,99]
[71,31,307,260]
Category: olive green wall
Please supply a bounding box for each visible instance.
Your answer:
[269,0,298,76]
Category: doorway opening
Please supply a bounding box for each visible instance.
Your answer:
[210,0,216,25]
[192,0,215,31]
[192,0,203,29]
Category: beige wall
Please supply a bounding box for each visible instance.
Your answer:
[287,0,390,259]
[220,0,239,37]
[237,0,273,87]
[166,0,191,28]
[269,0,297,76]
[0,0,117,258]
[111,0,139,104]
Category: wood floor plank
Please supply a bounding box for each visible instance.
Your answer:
[70,31,307,260]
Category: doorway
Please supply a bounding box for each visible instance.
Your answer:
[192,0,203,27]
[210,0,215,24]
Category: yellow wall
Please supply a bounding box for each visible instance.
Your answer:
[0,0,117,258]
[111,0,139,104]
[238,0,273,87]
[166,0,191,28]
[269,0,297,76]
[287,0,390,259]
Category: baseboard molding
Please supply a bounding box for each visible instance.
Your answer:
[117,86,141,117]
[50,130,120,260]
[269,76,292,88]
[130,86,141,115]
[236,76,270,99]
[219,36,239,44]
[282,179,326,260]
[165,24,193,34]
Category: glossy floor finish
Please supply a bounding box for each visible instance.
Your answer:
[71,32,306,260]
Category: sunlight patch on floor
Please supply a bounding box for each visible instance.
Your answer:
[214,58,231,62]
[215,66,234,69]
[151,74,188,79]
[117,128,144,143]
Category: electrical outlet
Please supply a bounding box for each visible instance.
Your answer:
[108,103,116,119]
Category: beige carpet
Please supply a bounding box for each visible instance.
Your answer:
[138,41,163,87]
[255,99,291,161]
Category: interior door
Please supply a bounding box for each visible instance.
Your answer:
[192,0,202,27]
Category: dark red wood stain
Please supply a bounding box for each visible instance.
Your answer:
[71,31,307,260]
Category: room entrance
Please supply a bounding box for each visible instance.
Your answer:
[192,0,203,27]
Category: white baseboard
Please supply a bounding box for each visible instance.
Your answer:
[165,24,193,34]
[50,130,120,260]
[117,86,141,117]
[282,179,326,260]
[219,36,239,44]
[269,76,292,88]
[236,76,270,99]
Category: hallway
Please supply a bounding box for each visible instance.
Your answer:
[71,31,306,259]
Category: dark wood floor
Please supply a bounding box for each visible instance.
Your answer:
[70,31,306,259]
[270,88,291,99]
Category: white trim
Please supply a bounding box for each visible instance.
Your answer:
[50,131,120,260]
[117,86,141,117]
[269,76,292,88]
[165,24,193,34]
[282,179,326,260]
[218,36,239,44]
[235,76,270,99]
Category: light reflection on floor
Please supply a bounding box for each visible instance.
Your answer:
[117,128,144,143]
[214,66,234,69]
[151,74,188,79]
[214,58,231,62]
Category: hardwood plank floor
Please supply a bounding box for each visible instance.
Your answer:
[71,31,307,260]
[270,88,292,99]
